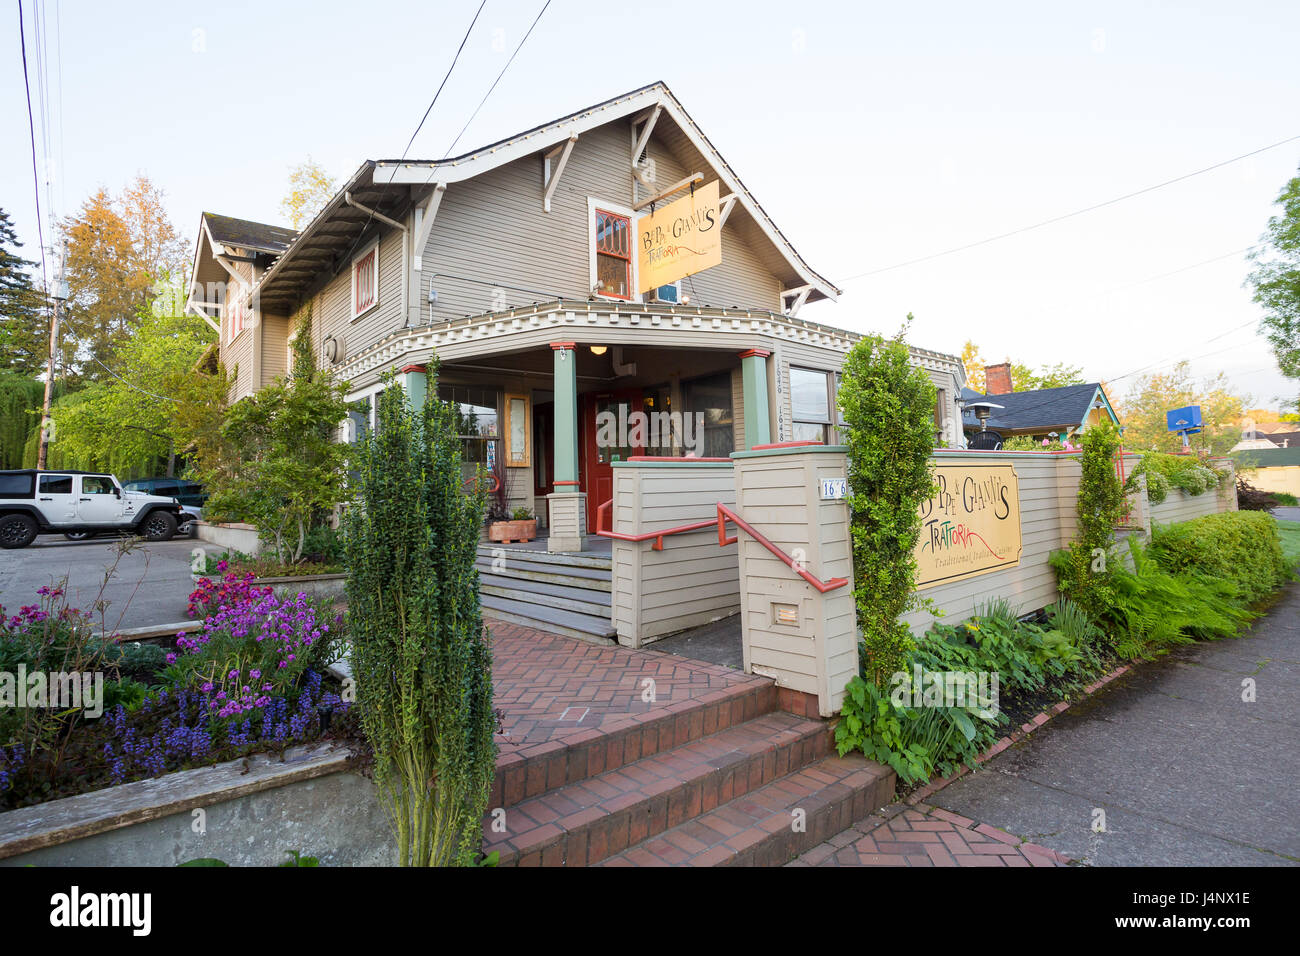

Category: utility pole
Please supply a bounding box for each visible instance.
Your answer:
[37,242,67,471]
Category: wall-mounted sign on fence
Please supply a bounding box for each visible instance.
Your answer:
[636,180,722,292]
[914,462,1022,588]
[820,476,848,500]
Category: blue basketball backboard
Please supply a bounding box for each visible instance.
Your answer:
[1166,405,1203,433]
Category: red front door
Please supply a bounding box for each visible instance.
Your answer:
[580,389,645,532]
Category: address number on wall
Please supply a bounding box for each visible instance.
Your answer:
[820,477,848,500]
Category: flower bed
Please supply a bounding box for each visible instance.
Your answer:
[1,572,355,812]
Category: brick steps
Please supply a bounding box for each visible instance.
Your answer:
[486,711,830,866]
[595,754,895,867]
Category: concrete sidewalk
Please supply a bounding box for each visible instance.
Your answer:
[921,579,1300,866]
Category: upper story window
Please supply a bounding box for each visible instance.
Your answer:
[352,240,379,319]
[790,366,844,444]
[594,209,631,299]
[225,294,246,344]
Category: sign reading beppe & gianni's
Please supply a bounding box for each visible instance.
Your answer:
[913,462,1022,588]
[636,180,722,292]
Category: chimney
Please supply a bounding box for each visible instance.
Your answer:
[985,362,1013,395]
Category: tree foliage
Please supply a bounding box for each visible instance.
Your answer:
[344,378,495,867]
[199,313,350,563]
[279,158,336,230]
[1246,167,1300,387]
[0,207,48,376]
[60,176,187,383]
[841,320,937,685]
[0,373,44,469]
[1115,361,1248,455]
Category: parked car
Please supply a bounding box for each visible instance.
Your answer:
[122,477,207,508]
[0,470,189,549]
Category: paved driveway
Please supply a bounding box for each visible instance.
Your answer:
[923,579,1300,865]
[0,535,197,632]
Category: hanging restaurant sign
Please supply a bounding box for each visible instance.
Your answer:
[913,462,1022,589]
[636,179,722,293]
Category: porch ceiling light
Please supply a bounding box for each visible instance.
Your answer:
[589,345,607,355]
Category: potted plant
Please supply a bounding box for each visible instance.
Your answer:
[488,506,538,544]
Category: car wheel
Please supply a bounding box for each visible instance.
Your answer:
[142,510,178,542]
[0,514,39,550]
[63,530,97,541]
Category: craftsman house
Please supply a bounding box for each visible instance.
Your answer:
[960,363,1120,445]
[188,82,966,566]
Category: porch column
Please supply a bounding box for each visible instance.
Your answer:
[547,342,586,552]
[739,349,772,449]
[399,364,428,411]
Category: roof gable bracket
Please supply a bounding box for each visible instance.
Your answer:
[717,192,738,229]
[411,183,447,271]
[543,134,578,213]
[631,105,661,166]
[782,284,812,317]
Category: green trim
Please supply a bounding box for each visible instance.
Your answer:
[612,460,734,469]
[740,353,772,449]
[731,444,848,459]
[401,370,428,411]
[1082,384,1121,430]
[553,348,579,484]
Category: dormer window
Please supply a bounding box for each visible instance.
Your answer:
[352,240,379,319]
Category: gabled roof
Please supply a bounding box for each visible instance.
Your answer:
[202,212,297,255]
[960,383,1118,433]
[371,81,840,305]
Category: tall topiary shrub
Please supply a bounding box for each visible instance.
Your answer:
[839,323,937,685]
[344,378,495,867]
[1051,420,1130,623]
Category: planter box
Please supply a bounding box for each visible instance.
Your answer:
[194,521,263,557]
[0,743,394,867]
[488,519,537,543]
[253,573,347,600]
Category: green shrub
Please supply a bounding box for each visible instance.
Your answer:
[839,322,937,684]
[1138,452,1227,500]
[1148,511,1289,602]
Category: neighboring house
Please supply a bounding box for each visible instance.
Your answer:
[1230,430,1300,451]
[187,81,966,551]
[960,363,1120,442]
[1234,445,1300,498]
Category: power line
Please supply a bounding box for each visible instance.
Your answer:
[17,0,48,292]
[1107,319,1261,385]
[843,132,1300,281]
[441,0,553,159]
[398,0,487,163]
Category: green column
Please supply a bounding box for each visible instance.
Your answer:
[740,349,772,449]
[552,343,579,484]
[400,364,428,412]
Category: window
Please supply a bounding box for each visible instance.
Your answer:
[81,476,116,495]
[934,388,948,445]
[352,241,379,318]
[791,367,839,444]
[504,393,531,467]
[38,474,72,495]
[440,385,499,464]
[594,209,632,299]
[681,372,735,457]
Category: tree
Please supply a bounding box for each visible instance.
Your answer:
[0,207,48,376]
[1116,361,1248,455]
[201,312,351,563]
[841,318,937,685]
[1246,167,1300,388]
[962,340,1085,393]
[345,377,495,867]
[60,176,187,382]
[45,272,218,477]
[279,158,335,230]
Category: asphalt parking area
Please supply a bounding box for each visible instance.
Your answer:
[0,534,198,632]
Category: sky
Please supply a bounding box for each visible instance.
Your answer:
[4,0,1299,412]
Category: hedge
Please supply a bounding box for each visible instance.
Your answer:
[1149,510,1290,603]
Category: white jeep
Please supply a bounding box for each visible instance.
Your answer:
[0,470,189,549]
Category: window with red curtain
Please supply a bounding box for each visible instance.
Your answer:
[595,209,631,299]
[353,244,378,316]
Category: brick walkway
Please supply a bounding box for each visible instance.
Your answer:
[486,618,770,748]
[789,802,1071,867]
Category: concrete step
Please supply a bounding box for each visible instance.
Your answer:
[595,754,896,867]
[474,557,613,592]
[480,595,617,644]
[486,711,831,866]
[476,545,612,572]
[488,680,778,813]
[479,573,612,618]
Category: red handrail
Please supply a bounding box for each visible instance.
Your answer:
[593,497,848,592]
[715,503,849,593]
[594,499,715,551]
